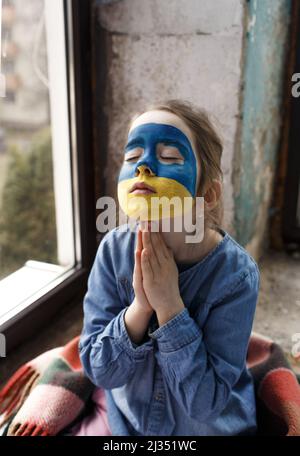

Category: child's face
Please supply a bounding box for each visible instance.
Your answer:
[117,110,201,221]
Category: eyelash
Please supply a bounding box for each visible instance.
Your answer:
[125,156,181,162]
[125,156,139,161]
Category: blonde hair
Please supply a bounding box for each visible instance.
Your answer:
[125,99,224,232]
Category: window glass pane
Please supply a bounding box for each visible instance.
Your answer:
[0,0,76,315]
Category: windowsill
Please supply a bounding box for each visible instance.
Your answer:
[0,260,78,328]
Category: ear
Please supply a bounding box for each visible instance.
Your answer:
[204,179,222,211]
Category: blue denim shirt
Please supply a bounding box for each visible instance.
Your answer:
[79,223,260,436]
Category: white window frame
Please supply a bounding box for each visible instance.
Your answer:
[0,0,82,328]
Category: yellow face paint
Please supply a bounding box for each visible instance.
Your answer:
[117,175,194,221]
[117,123,198,221]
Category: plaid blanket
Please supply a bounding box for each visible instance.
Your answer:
[0,332,299,436]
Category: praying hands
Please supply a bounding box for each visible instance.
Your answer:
[133,224,185,327]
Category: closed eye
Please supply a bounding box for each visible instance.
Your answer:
[124,147,143,162]
[156,142,184,163]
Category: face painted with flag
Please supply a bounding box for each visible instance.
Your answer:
[117,120,199,221]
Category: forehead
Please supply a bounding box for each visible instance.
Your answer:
[129,110,196,149]
[126,123,193,152]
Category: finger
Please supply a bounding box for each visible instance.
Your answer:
[135,228,143,253]
[134,250,142,281]
[133,250,143,293]
[32,425,44,436]
[146,221,169,256]
[142,230,159,270]
[138,228,143,251]
[142,229,153,255]
[133,247,137,275]
[141,248,154,280]
[151,231,169,263]
[149,231,164,265]
[158,231,172,258]
[15,423,26,436]
[22,423,36,436]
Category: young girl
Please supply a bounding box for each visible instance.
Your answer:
[74,99,260,436]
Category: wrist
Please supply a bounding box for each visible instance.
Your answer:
[156,297,185,327]
[132,297,154,317]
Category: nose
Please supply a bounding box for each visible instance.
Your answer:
[135,164,156,178]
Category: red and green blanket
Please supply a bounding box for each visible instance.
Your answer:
[0,332,299,436]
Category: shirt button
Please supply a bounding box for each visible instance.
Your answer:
[155,393,163,401]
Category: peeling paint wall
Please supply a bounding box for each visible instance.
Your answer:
[234,0,291,259]
[96,0,244,235]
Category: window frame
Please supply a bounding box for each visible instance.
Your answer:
[0,0,97,354]
[282,2,300,245]
[282,1,300,245]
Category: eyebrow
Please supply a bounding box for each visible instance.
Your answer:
[160,139,183,148]
[159,139,188,155]
[125,137,144,150]
[125,136,189,156]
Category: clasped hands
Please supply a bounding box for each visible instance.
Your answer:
[132,222,185,326]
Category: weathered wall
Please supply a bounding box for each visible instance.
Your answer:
[96,0,244,235]
[234,0,291,259]
[95,0,291,260]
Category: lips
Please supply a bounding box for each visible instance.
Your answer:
[129,182,156,194]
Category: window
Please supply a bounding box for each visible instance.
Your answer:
[0,0,96,353]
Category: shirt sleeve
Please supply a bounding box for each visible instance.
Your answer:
[148,266,260,422]
[79,231,153,389]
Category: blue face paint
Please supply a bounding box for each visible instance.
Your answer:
[117,122,199,221]
[118,123,197,197]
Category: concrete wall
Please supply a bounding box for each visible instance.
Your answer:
[96,0,244,233]
[95,0,291,260]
